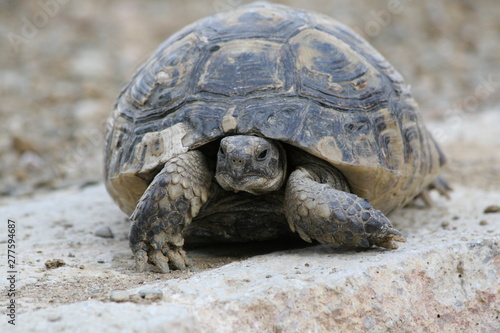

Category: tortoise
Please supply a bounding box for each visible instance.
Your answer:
[104,2,449,273]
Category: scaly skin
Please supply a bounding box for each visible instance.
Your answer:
[284,166,406,249]
[129,151,212,273]
[130,138,407,273]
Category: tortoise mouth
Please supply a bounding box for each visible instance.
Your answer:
[215,172,273,195]
[215,171,286,195]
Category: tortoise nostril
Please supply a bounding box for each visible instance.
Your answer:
[231,158,243,165]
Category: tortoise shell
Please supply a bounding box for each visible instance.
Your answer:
[104,2,445,216]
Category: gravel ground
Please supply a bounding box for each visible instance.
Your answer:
[1,0,499,197]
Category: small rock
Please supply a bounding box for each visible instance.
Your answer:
[19,151,44,170]
[97,259,105,264]
[479,220,488,226]
[110,291,131,302]
[138,288,163,301]
[45,259,66,269]
[441,221,450,228]
[11,135,40,154]
[483,205,500,214]
[47,313,62,322]
[95,226,114,238]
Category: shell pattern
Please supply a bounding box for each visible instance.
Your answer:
[105,2,445,216]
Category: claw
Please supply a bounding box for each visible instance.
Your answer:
[370,226,406,249]
[150,250,170,273]
[164,247,189,271]
[429,176,452,199]
[134,249,148,273]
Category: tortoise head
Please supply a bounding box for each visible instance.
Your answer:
[215,135,286,195]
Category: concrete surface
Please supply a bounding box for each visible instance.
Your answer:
[1,111,499,332]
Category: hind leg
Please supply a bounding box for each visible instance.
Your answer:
[129,151,212,273]
[418,176,452,207]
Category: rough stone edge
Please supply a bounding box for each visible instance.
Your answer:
[9,235,498,333]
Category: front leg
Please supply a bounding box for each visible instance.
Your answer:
[129,151,212,273]
[284,166,406,249]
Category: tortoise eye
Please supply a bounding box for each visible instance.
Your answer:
[256,149,268,161]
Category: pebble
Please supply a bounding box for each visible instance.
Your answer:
[95,226,114,238]
[47,313,62,322]
[139,288,163,301]
[483,205,500,214]
[110,291,131,303]
[45,259,66,269]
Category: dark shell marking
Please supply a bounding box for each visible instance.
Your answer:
[105,2,444,216]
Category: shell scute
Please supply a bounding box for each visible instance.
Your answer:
[290,29,389,111]
[197,40,286,96]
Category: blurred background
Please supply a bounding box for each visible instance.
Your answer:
[1,0,499,197]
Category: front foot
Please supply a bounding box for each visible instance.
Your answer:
[285,167,406,249]
[131,230,191,273]
[129,151,212,273]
